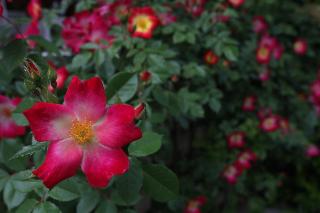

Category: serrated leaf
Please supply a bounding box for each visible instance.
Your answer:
[76,189,100,213]
[128,132,162,157]
[10,143,47,160]
[106,71,136,100]
[33,202,61,213]
[16,199,38,213]
[95,201,117,213]
[3,181,27,210]
[142,164,179,202]
[49,179,80,202]
[2,39,27,72]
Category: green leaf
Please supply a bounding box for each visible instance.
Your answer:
[116,75,138,102]
[223,45,238,61]
[209,98,221,113]
[76,189,100,213]
[173,32,185,43]
[12,113,29,126]
[128,132,162,157]
[2,39,27,72]
[106,71,136,100]
[142,164,179,202]
[114,158,143,205]
[95,201,117,213]
[0,139,28,171]
[14,97,35,113]
[28,36,59,52]
[32,202,61,213]
[71,52,92,68]
[3,181,27,210]
[10,143,47,160]
[0,169,9,192]
[16,199,38,213]
[49,179,80,202]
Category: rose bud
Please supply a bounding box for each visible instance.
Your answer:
[204,50,219,65]
[140,71,151,82]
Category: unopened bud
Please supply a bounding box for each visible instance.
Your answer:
[24,59,41,79]
[140,71,151,82]
[134,103,145,119]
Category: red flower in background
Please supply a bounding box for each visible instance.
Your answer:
[184,195,207,213]
[158,12,176,25]
[228,0,245,8]
[0,3,3,16]
[222,164,242,184]
[242,96,256,111]
[27,0,41,20]
[256,46,271,64]
[257,107,272,120]
[16,20,40,48]
[140,71,151,82]
[306,144,320,158]
[128,7,159,39]
[259,115,279,132]
[0,95,26,138]
[293,38,307,55]
[24,77,142,188]
[62,10,114,53]
[48,66,70,93]
[235,149,257,170]
[227,131,246,149]
[204,50,219,65]
[259,67,271,82]
[253,16,268,34]
[184,0,207,17]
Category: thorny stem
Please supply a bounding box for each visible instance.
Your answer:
[0,15,24,38]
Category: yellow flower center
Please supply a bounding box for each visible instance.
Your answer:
[134,15,152,33]
[69,120,94,144]
[258,47,269,58]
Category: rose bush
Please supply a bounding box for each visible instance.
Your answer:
[0,0,320,212]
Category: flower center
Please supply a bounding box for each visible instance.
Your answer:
[134,15,152,33]
[69,120,94,144]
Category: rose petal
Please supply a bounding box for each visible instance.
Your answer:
[33,138,82,188]
[95,104,142,148]
[24,102,75,142]
[64,76,106,122]
[81,144,129,188]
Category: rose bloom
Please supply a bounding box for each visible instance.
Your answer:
[0,95,26,138]
[252,16,268,34]
[256,45,271,64]
[184,0,207,17]
[128,7,159,39]
[184,195,207,213]
[259,67,271,82]
[226,131,246,149]
[228,0,245,8]
[62,10,113,53]
[222,163,242,184]
[242,96,256,111]
[27,0,41,20]
[235,149,257,170]
[16,20,40,48]
[293,38,308,55]
[259,115,280,132]
[48,66,70,93]
[204,50,219,65]
[24,76,142,188]
[306,144,320,158]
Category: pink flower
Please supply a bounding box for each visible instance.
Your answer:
[293,38,308,55]
[228,0,245,8]
[158,12,176,25]
[222,164,242,184]
[226,131,246,149]
[62,10,113,53]
[184,0,207,17]
[252,16,268,34]
[235,149,257,170]
[16,20,40,48]
[306,144,320,158]
[256,45,271,64]
[184,195,207,213]
[0,3,3,16]
[259,115,280,132]
[0,95,26,138]
[259,67,271,82]
[48,65,70,93]
[24,77,142,188]
[128,7,160,39]
[27,0,41,20]
[242,96,256,112]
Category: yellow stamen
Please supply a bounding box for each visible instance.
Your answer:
[134,15,152,33]
[69,120,94,144]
